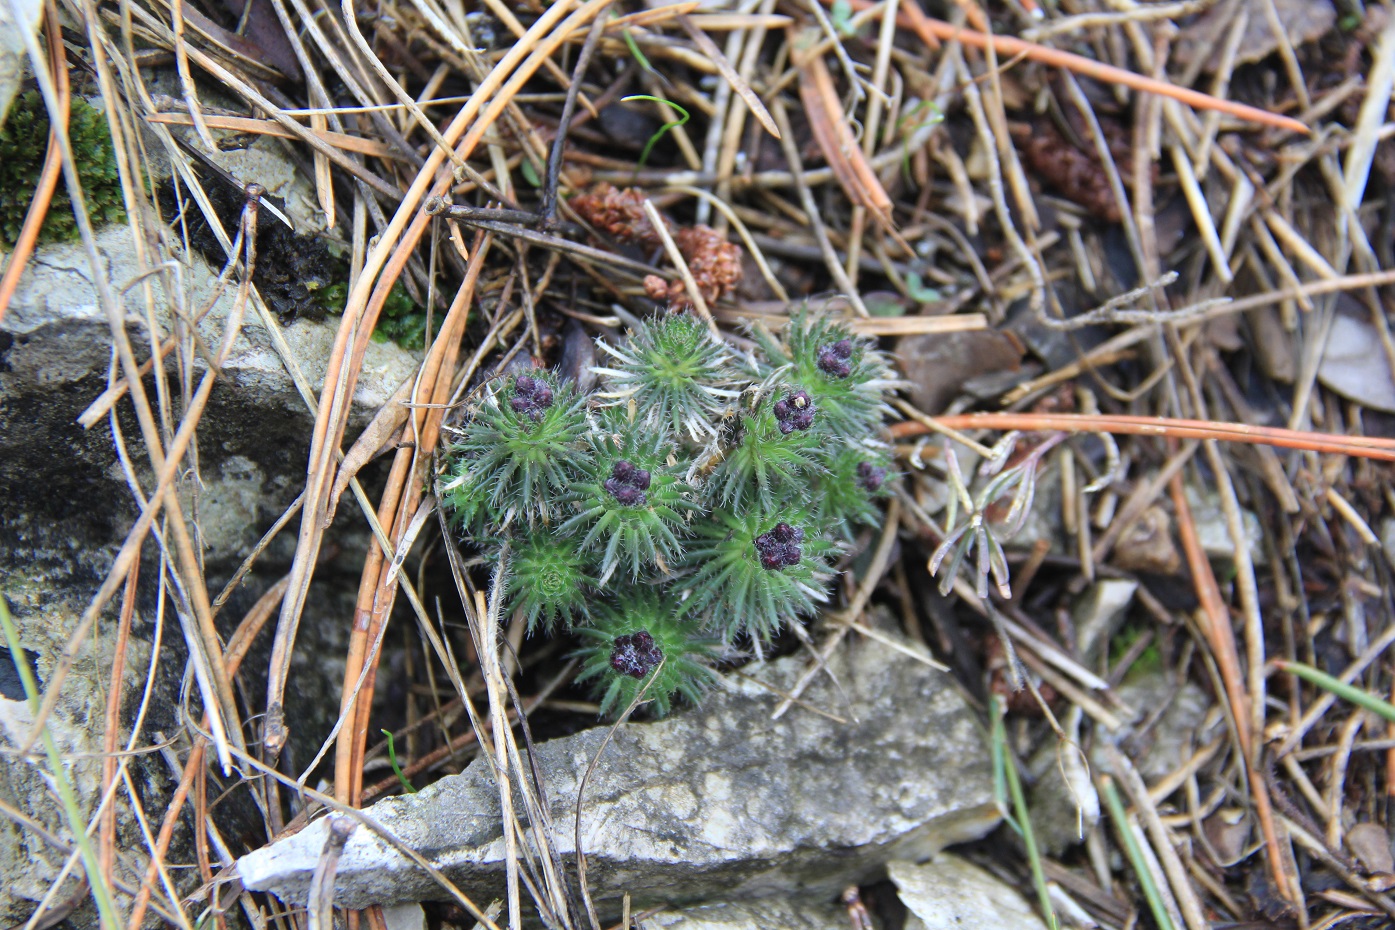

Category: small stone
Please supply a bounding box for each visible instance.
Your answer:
[890,856,1048,930]
[1071,579,1138,668]
[649,898,848,930]
[1203,809,1251,867]
[1185,487,1266,567]
[1109,504,1180,575]
[1347,822,1394,875]
[380,904,425,930]
[237,634,999,913]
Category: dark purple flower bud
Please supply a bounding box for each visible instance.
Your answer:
[755,522,804,570]
[773,390,815,434]
[758,548,786,571]
[817,340,854,377]
[605,460,651,506]
[605,478,647,506]
[610,630,663,679]
[770,522,803,544]
[857,461,887,493]
[509,375,555,421]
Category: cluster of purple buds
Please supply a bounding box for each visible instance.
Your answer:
[773,390,815,434]
[509,375,554,421]
[610,630,663,679]
[604,460,651,506]
[857,461,887,493]
[755,522,804,570]
[817,339,854,378]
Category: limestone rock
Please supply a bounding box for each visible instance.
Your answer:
[648,897,848,930]
[1072,579,1137,668]
[1,222,417,559]
[237,635,999,913]
[890,856,1047,930]
[0,156,415,922]
[0,0,40,128]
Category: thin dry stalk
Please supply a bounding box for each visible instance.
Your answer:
[890,413,1395,462]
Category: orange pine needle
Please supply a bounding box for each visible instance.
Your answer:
[837,0,1309,135]
[889,412,1395,462]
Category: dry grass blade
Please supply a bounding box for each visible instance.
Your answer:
[142,112,404,159]
[792,33,892,218]
[266,6,617,754]
[678,14,778,140]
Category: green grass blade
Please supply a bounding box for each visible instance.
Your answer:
[620,95,690,171]
[1277,659,1395,723]
[622,27,654,74]
[1,594,124,928]
[1100,775,1177,930]
[381,729,418,794]
[990,695,1059,930]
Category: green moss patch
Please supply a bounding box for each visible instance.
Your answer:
[0,91,126,248]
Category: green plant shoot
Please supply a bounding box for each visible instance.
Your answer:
[621,95,690,171]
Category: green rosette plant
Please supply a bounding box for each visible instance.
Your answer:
[442,371,590,528]
[592,311,739,442]
[497,530,596,633]
[560,409,697,584]
[438,309,899,718]
[812,444,896,541]
[748,310,896,440]
[708,388,826,511]
[573,591,719,717]
[680,507,837,648]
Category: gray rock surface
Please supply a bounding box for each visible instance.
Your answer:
[1115,675,1215,786]
[890,856,1047,930]
[238,635,999,914]
[1185,486,1265,568]
[1072,579,1137,668]
[646,897,848,930]
[1,221,417,554]
[0,142,416,921]
[0,571,143,925]
[0,0,39,128]
[1029,672,1215,856]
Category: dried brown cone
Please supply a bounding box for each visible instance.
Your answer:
[1015,113,1153,223]
[570,183,666,247]
[571,184,743,308]
[672,224,743,306]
